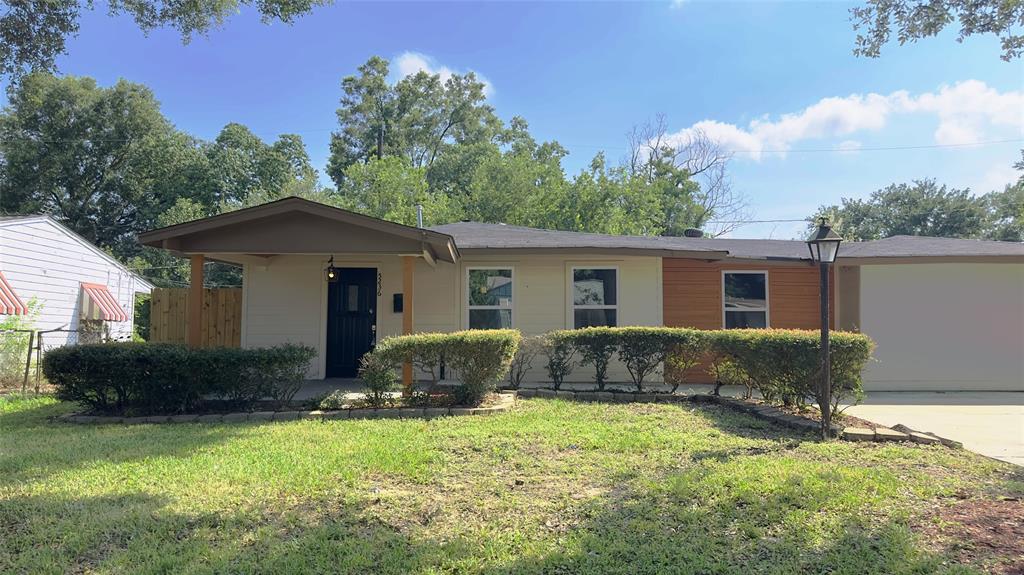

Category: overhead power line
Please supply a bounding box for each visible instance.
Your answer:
[1,133,1020,155]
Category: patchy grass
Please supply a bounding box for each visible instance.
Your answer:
[0,394,1019,574]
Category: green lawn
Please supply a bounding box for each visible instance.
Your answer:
[1,394,1019,574]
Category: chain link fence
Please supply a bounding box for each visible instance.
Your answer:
[1,327,131,393]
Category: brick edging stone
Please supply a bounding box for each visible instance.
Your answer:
[515,388,956,446]
[57,392,517,425]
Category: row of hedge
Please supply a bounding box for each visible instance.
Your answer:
[42,343,315,415]
[521,327,874,414]
[369,329,521,405]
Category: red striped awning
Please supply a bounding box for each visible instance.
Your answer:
[81,282,128,322]
[0,271,27,315]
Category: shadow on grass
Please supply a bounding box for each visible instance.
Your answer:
[0,398,247,488]
[0,469,976,574]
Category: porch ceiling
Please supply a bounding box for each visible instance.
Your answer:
[137,197,459,264]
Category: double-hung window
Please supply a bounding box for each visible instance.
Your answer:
[572,267,617,328]
[466,268,513,329]
[723,271,768,328]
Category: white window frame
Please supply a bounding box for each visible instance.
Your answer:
[570,266,619,329]
[465,266,514,329]
[721,270,770,329]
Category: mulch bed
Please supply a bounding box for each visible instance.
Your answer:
[748,400,884,430]
[917,496,1024,574]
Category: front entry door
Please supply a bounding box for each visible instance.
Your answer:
[326,268,377,378]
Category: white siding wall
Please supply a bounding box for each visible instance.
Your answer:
[0,219,150,348]
[242,253,664,383]
[860,263,1024,391]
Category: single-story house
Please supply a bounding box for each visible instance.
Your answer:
[1,215,153,347]
[138,197,1024,392]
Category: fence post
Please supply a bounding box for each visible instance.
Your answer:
[22,330,35,394]
[34,332,43,394]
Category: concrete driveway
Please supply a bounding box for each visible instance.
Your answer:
[844,392,1024,466]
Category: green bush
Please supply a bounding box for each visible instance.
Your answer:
[445,329,520,404]
[507,335,543,389]
[318,389,350,410]
[374,332,452,392]
[542,331,576,391]
[372,329,520,405]
[708,329,874,415]
[357,352,397,408]
[563,327,617,391]
[43,343,316,414]
[0,299,39,389]
[615,327,684,392]
[662,329,707,393]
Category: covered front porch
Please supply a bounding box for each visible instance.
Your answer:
[138,197,460,387]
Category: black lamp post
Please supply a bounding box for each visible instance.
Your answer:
[806,218,843,439]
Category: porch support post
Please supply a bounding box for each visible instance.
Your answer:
[401,255,415,392]
[188,254,205,348]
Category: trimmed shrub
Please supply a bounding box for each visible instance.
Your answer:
[358,352,397,408]
[563,327,617,391]
[374,333,452,392]
[43,343,316,415]
[616,327,680,392]
[662,329,707,393]
[507,335,543,389]
[445,329,520,404]
[252,344,317,402]
[372,329,520,405]
[542,331,576,391]
[708,329,874,415]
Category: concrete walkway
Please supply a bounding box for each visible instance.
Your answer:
[844,392,1024,466]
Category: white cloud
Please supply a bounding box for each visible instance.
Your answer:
[664,80,1024,160]
[836,140,862,154]
[393,51,494,98]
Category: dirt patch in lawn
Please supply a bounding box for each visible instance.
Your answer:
[917,497,1024,574]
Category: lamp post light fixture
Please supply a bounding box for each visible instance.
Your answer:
[806,218,843,439]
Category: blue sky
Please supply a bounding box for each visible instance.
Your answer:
[38,1,1024,238]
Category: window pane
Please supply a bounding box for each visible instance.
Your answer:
[724,273,766,309]
[725,311,767,329]
[468,269,512,307]
[469,309,512,330]
[574,309,617,329]
[573,269,617,306]
[346,285,359,311]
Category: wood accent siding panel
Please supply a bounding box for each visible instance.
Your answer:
[663,259,835,384]
[663,259,834,330]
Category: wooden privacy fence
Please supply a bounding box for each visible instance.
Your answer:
[150,288,242,347]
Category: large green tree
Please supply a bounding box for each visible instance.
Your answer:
[206,123,317,206]
[0,73,320,288]
[327,56,500,186]
[0,0,329,78]
[810,179,992,240]
[0,73,206,256]
[851,0,1024,61]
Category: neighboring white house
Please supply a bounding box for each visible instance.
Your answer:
[0,215,153,348]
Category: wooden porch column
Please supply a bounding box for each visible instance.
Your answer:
[401,255,415,391]
[188,254,205,348]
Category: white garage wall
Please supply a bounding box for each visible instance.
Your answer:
[860,263,1024,391]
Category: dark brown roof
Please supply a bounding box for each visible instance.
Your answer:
[840,235,1024,259]
[429,222,1024,262]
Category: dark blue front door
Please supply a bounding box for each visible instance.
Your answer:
[326,268,377,377]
